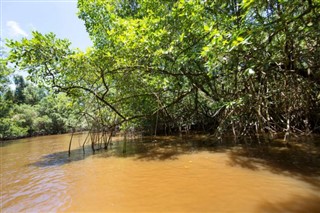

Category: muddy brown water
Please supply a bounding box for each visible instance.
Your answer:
[1,133,320,212]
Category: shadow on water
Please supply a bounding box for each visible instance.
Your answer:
[30,135,320,189]
[30,147,94,167]
[97,135,232,161]
[228,136,320,189]
[30,135,231,167]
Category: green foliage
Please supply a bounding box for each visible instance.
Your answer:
[23,84,46,105]
[0,117,28,139]
[13,75,26,104]
[12,104,38,135]
[32,115,52,135]
[37,93,75,134]
[5,0,320,138]
[0,72,83,139]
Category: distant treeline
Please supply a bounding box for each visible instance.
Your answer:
[0,74,85,140]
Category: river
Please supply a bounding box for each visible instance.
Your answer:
[1,133,320,212]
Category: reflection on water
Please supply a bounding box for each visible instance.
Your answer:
[1,134,320,212]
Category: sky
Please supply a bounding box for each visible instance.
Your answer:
[1,0,92,51]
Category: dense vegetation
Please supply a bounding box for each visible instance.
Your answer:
[0,62,82,139]
[3,0,320,141]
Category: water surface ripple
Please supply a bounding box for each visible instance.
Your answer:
[1,134,320,212]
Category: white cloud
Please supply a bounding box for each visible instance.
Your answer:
[6,21,28,37]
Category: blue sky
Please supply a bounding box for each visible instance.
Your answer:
[1,0,92,51]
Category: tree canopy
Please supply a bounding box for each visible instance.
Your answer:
[5,0,320,139]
